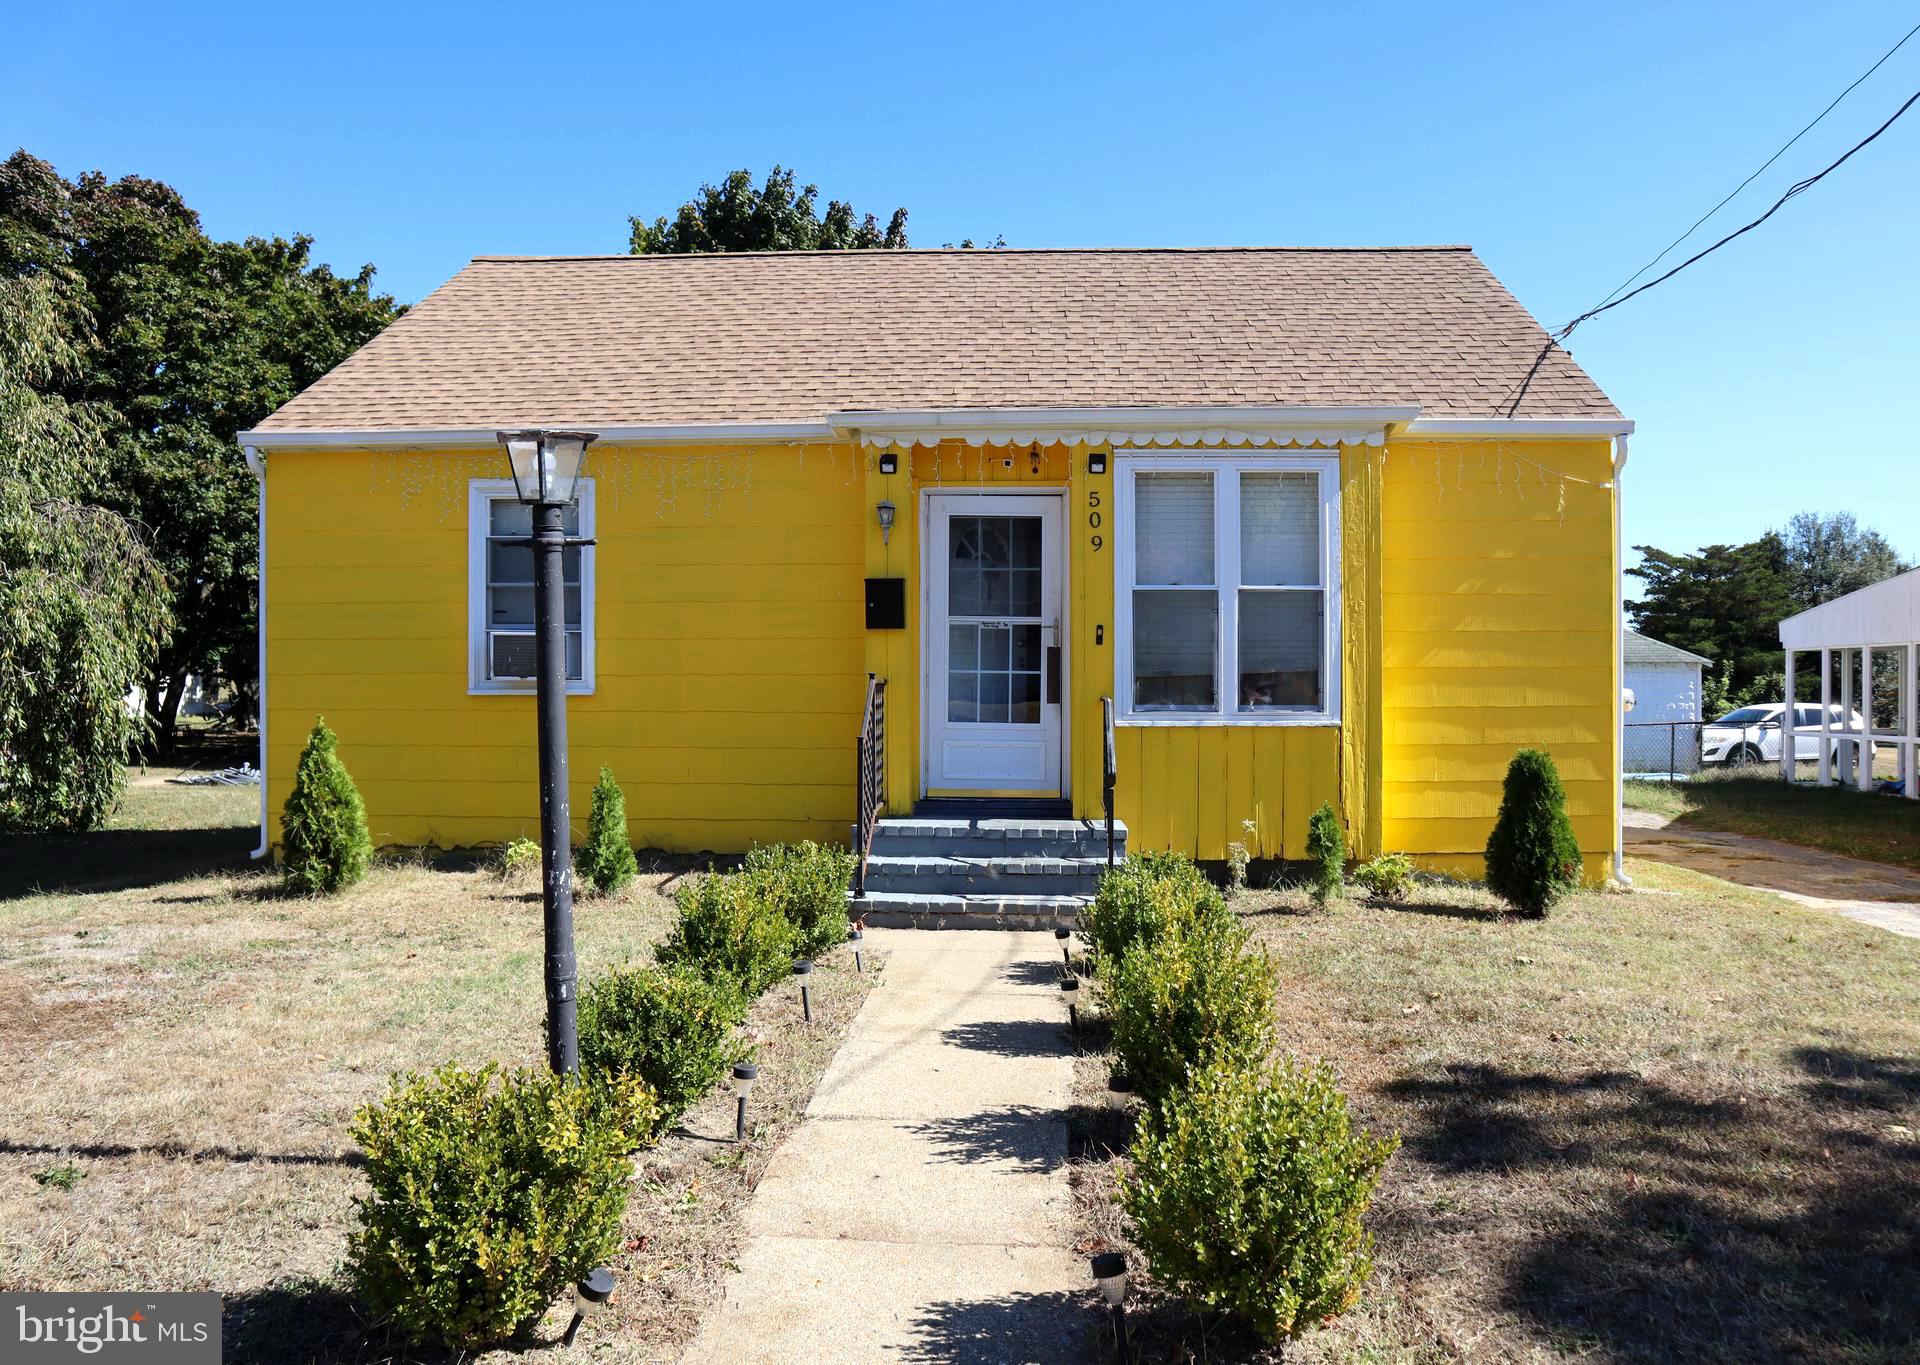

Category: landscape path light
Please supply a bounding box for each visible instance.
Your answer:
[1090,1251,1129,1357]
[849,924,864,974]
[1055,925,1072,970]
[793,958,814,1021]
[732,1062,758,1142]
[1060,974,1080,1038]
[562,1265,615,1346]
[495,429,598,1075]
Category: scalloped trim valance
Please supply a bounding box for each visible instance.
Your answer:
[856,426,1388,450]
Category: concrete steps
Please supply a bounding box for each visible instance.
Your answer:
[851,816,1126,928]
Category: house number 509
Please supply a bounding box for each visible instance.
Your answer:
[1088,490,1103,551]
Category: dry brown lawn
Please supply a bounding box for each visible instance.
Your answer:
[1069,862,1920,1364]
[0,780,877,1363]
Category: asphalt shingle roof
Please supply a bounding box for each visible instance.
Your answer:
[1624,629,1712,668]
[252,246,1620,433]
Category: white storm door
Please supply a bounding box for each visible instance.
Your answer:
[926,494,1065,794]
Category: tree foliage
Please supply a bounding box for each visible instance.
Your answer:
[1484,749,1582,917]
[579,765,638,894]
[1780,511,1906,612]
[281,717,373,894]
[0,268,169,831]
[0,150,403,742]
[629,166,908,254]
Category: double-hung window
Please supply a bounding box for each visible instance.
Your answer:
[1116,454,1338,723]
[468,479,595,693]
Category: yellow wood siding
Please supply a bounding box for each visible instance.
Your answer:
[266,443,866,851]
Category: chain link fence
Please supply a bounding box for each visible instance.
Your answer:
[1625,720,1707,779]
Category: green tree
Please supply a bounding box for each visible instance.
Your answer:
[1484,749,1582,918]
[1,151,404,744]
[1780,511,1907,612]
[0,270,169,831]
[629,166,908,254]
[281,717,373,893]
[579,765,638,894]
[1626,535,1795,699]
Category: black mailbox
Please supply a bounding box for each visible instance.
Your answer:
[865,577,906,630]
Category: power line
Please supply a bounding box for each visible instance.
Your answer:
[1592,20,1920,312]
[1505,79,1920,416]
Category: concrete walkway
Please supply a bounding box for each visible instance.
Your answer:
[680,928,1084,1364]
[1625,809,1920,938]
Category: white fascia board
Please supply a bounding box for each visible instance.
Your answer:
[234,421,837,449]
[1399,417,1635,438]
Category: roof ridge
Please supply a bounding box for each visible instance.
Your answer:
[469,245,1478,263]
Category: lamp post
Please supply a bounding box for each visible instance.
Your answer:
[498,429,598,1076]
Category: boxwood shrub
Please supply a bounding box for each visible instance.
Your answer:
[1105,913,1277,1104]
[579,962,745,1133]
[348,1063,657,1348]
[1122,1054,1398,1344]
[1081,851,1228,973]
[656,868,797,995]
[744,840,857,959]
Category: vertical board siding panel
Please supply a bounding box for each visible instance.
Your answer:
[1140,726,1172,850]
[1226,732,1257,855]
[1114,725,1146,841]
[1196,726,1228,861]
[1252,727,1286,860]
[1281,729,1314,860]
[1167,732,1200,858]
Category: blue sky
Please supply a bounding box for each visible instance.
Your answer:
[7,1,1918,574]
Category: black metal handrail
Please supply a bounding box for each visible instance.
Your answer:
[853,675,886,899]
[1101,695,1117,868]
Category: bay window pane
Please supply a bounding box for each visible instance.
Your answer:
[1135,472,1214,585]
[1240,472,1318,586]
[1238,591,1322,710]
[1132,590,1217,710]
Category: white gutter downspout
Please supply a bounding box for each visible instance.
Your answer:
[1612,433,1631,887]
[244,445,269,861]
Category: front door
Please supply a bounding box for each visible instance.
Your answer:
[925,493,1065,795]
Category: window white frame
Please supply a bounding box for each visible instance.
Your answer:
[468,478,596,695]
[1114,452,1340,726]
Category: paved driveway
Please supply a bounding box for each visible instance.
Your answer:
[1625,809,1920,938]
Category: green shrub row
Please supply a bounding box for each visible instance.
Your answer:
[351,837,855,1350]
[1096,851,1398,1347]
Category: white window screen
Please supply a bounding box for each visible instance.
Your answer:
[1240,472,1319,586]
[1135,472,1214,585]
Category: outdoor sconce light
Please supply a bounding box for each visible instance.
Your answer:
[498,429,596,507]
[1054,925,1072,970]
[849,924,865,974]
[878,450,899,475]
[1088,451,1108,475]
[793,958,814,1021]
[562,1265,615,1346]
[1060,975,1080,1036]
[875,499,897,545]
[732,1062,758,1142]
[1029,444,1042,474]
[1090,1251,1129,1356]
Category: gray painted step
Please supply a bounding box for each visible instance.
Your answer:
[867,817,1127,860]
[861,854,1106,897]
[848,890,1089,931]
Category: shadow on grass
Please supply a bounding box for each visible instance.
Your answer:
[0,1138,364,1169]
[0,825,257,901]
[1379,1049,1920,1361]
[225,1278,583,1364]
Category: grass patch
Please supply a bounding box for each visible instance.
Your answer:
[0,782,879,1363]
[1071,863,1920,1362]
[1626,770,1920,873]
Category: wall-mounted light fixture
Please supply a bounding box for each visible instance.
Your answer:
[1088,451,1108,476]
[878,450,899,475]
[1029,444,1042,475]
[876,500,897,545]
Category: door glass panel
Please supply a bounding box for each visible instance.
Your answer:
[979,673,1010,723]
[1012,569,1041,616]
[949,624,978,669]
[982,625,1010,670]
[1012,672,1041,724]
[948,515,1042,619]
[1011,625,1041,671]
[948,673,977,722]
[945,513,1048,728]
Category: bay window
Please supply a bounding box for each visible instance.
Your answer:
[1116,454,1338,723]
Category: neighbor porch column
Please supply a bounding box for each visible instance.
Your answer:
[1858,646,1878,792]
[1819,648,1833,786]
[1780,648,1796,783]
[1906,641,1918,800]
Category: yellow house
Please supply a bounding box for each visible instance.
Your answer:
[239,246,1631,917]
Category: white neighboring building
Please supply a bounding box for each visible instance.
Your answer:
[1624,629,1710,722]
[1778,565,1920,798]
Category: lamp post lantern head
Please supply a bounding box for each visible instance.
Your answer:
[498,429,597,505]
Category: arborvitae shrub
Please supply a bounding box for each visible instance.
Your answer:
[1106,913,1278,1104]
[744,840,857,958]
[281,717,373,894]
[579,766,638,894]
[656,869,797,996]
[579,962,745,1134]
[1122,1054,1398,1344]
[348,1063,657,1348]
[1082,851,1230,972]
[1306,801,1345,905]
[1484,748,1582,917]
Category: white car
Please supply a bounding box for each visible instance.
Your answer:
[1701,703,1860,767]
